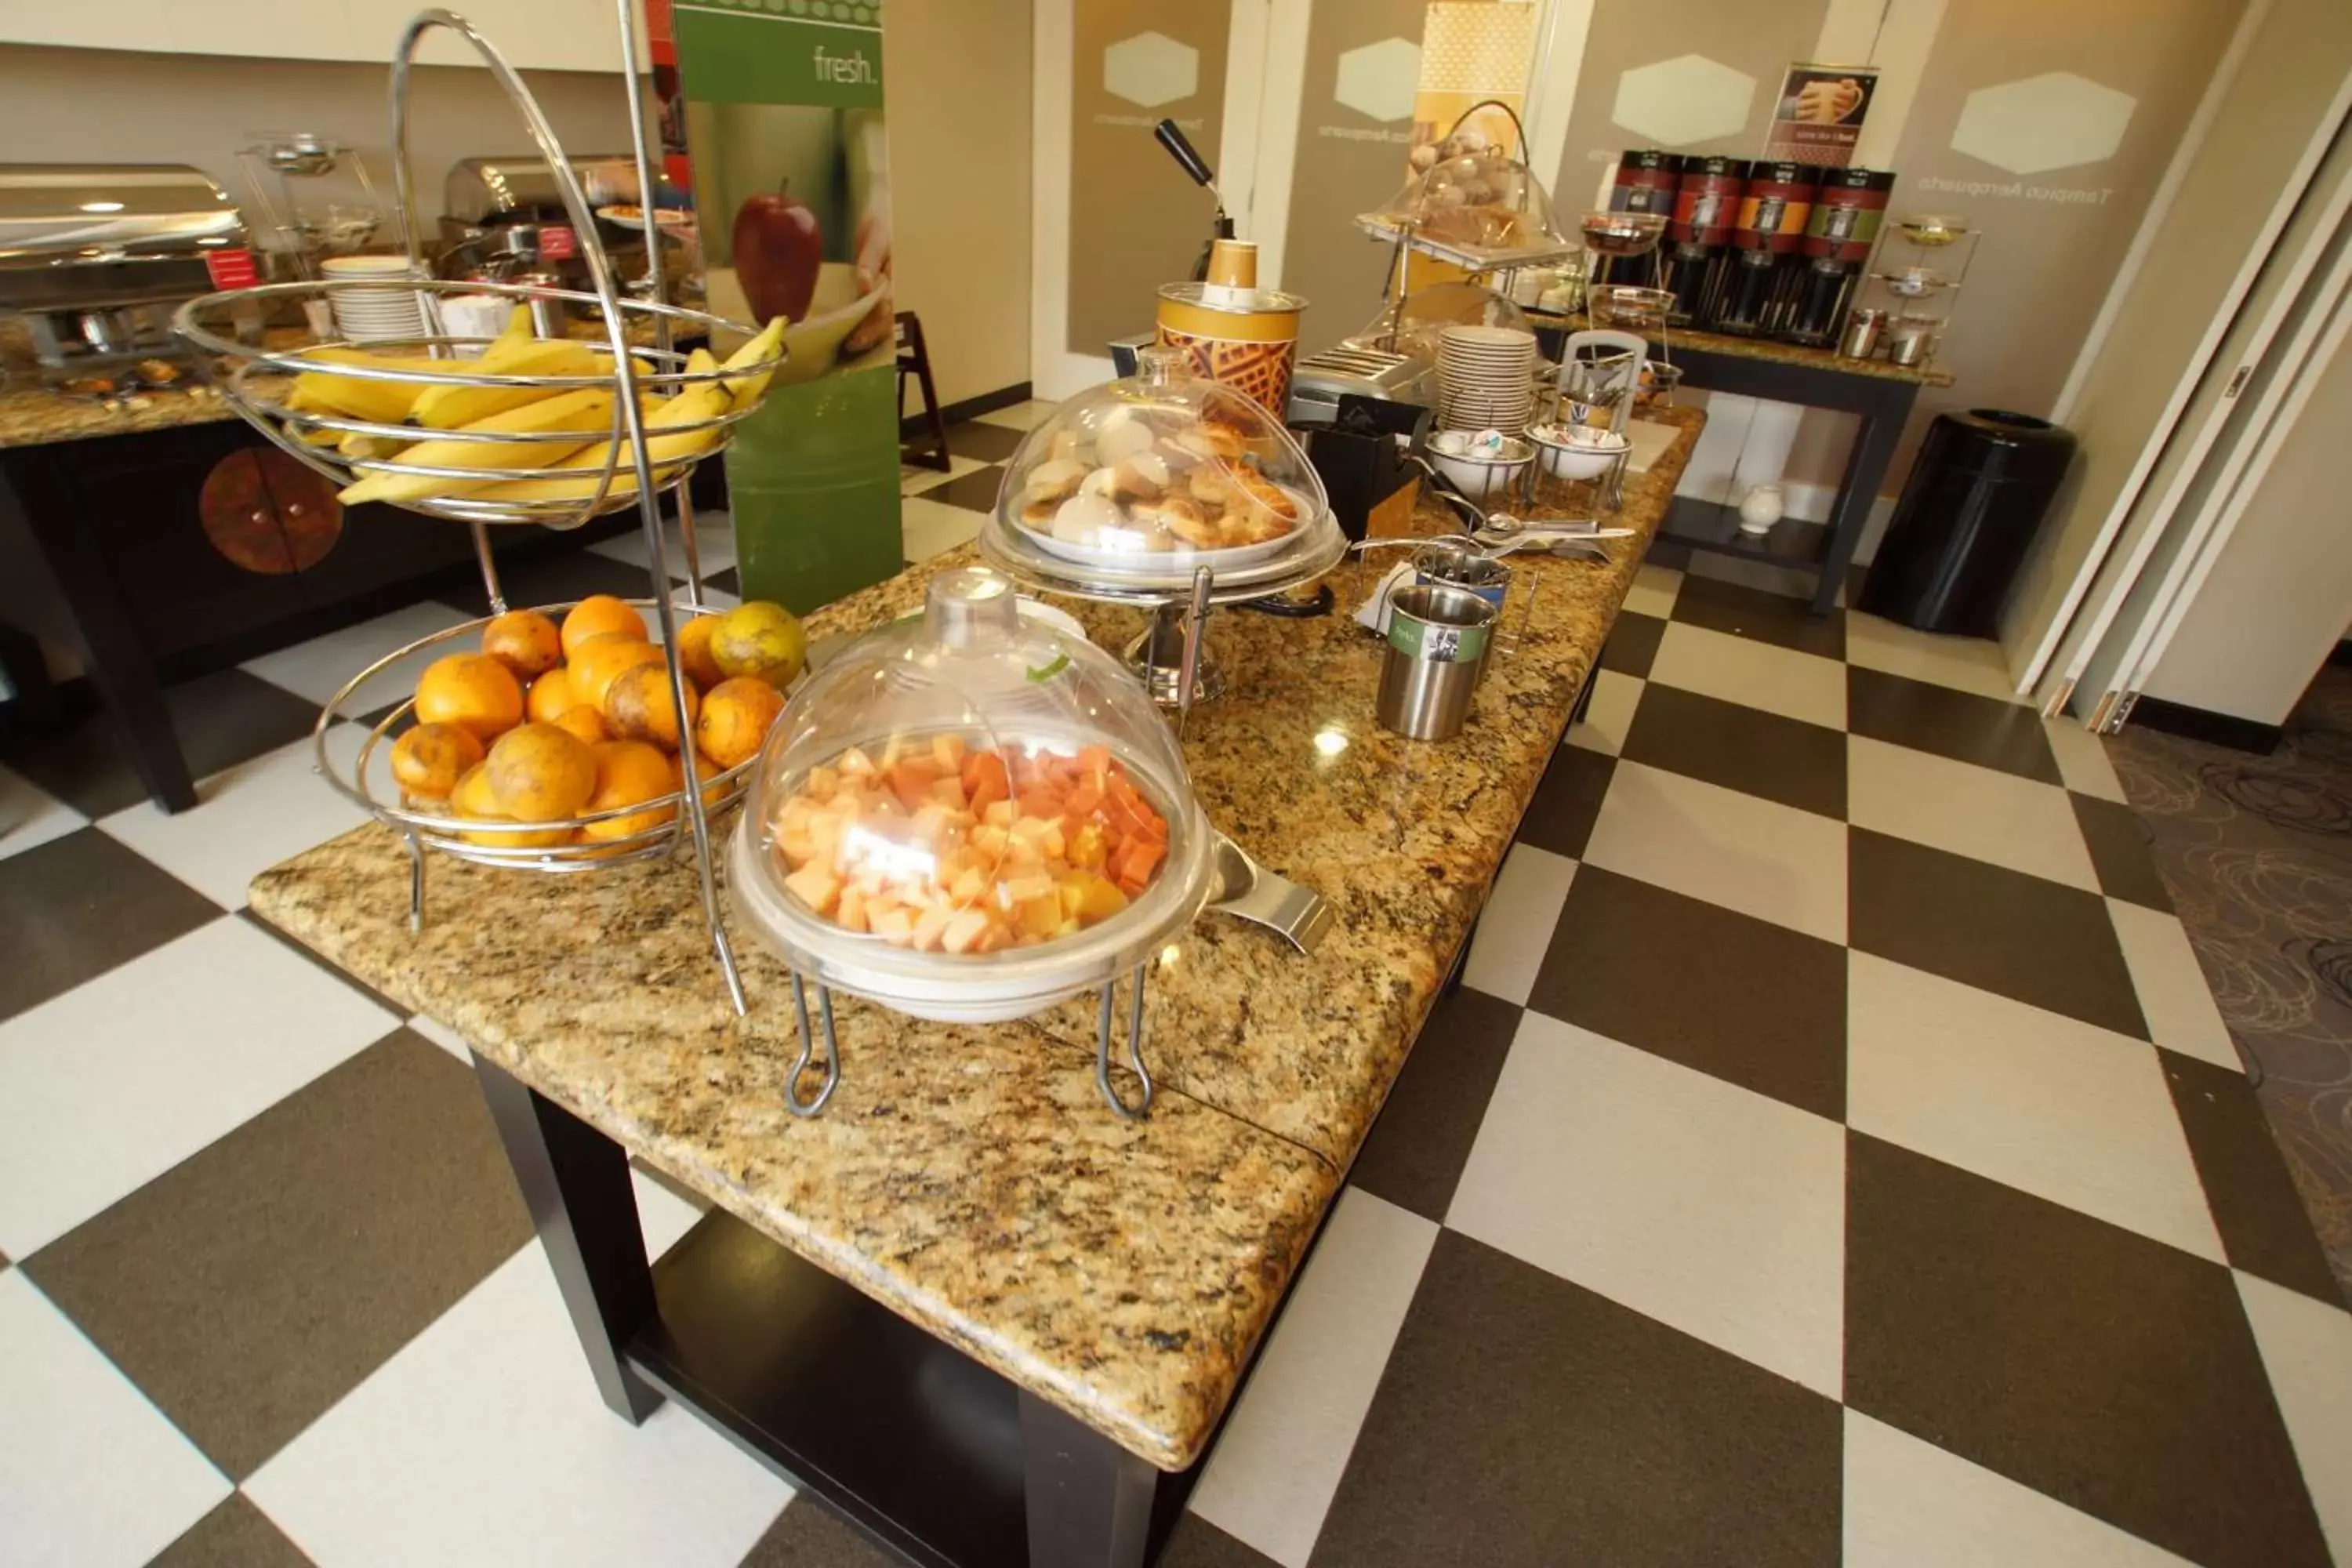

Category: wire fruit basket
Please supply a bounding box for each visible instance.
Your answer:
[171,7,783,1018]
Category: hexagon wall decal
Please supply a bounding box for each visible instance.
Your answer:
[1613,54,1755,147]
[1951,71,2137,175]
[1335,37,1421,122]
[1103,31,1198,110]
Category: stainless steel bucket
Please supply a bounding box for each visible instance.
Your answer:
[1375,583,1497,740]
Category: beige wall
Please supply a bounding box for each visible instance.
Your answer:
[881,0,1033,407]
[2143,302,2352,724]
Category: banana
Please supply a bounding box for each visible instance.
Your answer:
[717,318,789,410]
[410,337,601,429]
[336,387,622,507]
[472,353,733,505]
[283,347,446,426]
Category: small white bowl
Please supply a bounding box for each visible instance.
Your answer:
[1428,433,1534,499]
[1529,424,1628,481]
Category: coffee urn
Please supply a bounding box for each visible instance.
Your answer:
[1593,150,1681,287]
[1783,165,1895,347]
[1661,156,1748,327]
[1704,161,1818,337]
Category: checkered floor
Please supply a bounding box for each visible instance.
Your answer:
[1,398,2347,1566]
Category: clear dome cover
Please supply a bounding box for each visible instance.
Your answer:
[729,566,1217,1022]
[1359,150,1575,266]
[993,347,1328,574]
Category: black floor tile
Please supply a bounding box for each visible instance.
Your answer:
[924,463,1008,514]
[1348,985,1521,1221]
[707,565,742,598]
[1,668,320,820]
[1598,610,1665,678]
[2161,1049,2344,1306]
[738,1497,896,1566]
[1668,574,1845,661]
[1620,682,1847,820]
[1849,828,2147,1039]
[1530,866,1846,1120]
[1309,1229,1842,1568]
[1160,1515,1284,1568]
[24,1028,532,1479]
[150,1493,315,1567]
[485,546,670,612]
[1846,1134,2331,1568]
[945,420,1027,464]
[1846,666,2061,784]
[2072,794,2174,912]
[1515,743,1613,861]
[0,829,221,1022]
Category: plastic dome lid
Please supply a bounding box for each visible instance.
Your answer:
[994,346,1328,572]
[729,566,1217,1022]
[1364,148,1570,259]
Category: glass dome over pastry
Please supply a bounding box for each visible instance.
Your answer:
[728,566,1218,1022]
[1359,149,1573,265]
[995,346,1328,572]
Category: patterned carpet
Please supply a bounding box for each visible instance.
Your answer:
[2110,662,2352,1304]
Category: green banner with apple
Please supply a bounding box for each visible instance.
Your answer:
[672,0,901,613]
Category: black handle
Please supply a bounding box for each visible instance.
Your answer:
[1155,119,1215,188]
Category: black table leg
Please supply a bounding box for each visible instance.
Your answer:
[1019,1392,1154,1568]
[474,1054,663,1423]
[1810,388,1913,615]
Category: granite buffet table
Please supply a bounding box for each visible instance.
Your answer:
[247,405,1701,1568]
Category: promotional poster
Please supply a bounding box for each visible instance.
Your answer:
[1762,63,1879,166]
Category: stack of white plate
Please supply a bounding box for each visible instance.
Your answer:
[1436,325,1539,434]
[321,254,428,343]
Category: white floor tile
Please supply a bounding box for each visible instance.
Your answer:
[0,764,85,862]
[1191,1189,1437,1567]
[1847,953,2221,1261]
[0,916,394,1258]
[246,1244,790,1568]
[1847,735,2099,892]
[1566,670,1642,756]
[1449,1013,1846,1397]
[1461,844,1577,1004]
[900,453,987,494]
[1621,561,1682,620]
[588,510,739,580]
[2107,899,2241,1070]
[973,399,1057,432]
[100,726,372,909]
[632,1165,710,1261]
[1846,612,2021,702]
[408,1013,471,1064]
[2045,717,2129,802]
[902,494,984,562]
[1582,760,1848,943]
[2236,1271,2352,1565]
[1842,1409,2194,1567]
[0,1270,232,1568]
[1646,620,1847,731]
[240,600,476,713]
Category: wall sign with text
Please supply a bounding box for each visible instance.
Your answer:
[1762,63,1878,167]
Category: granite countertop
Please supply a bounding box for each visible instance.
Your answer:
[248,403,1702,1472]
[1530,308,1958,387]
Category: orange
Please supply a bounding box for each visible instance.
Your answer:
[568,634,664,712]
[550,704,608,746]
[525,665,586,724]
[485,721,598,822]
[413,654,524,742]
[673,615,725,690]
[390,721,485,801]
[560,594,647,658]
[481,609,563,679]
[695,676,786,768]
[452,763,569,848]
[709,600,804,688]
[673,749,735,811]
[579,739,678,842]
[603,661,700,750]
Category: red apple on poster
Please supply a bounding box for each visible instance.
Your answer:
[732,183,822,324]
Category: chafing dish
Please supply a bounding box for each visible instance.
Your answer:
[0,164,248,374]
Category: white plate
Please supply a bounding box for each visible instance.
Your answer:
[596,205,695,233]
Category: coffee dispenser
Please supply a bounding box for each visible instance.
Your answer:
[1783,165,1894,346]
[1704,162,1817,337]
[1593,150,1680,286]
[1661,156,1748,327]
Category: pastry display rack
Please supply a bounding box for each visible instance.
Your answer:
[1355,103,1582,274]
[173,6,784,1020]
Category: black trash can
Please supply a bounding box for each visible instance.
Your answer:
[1857,408,2077,636]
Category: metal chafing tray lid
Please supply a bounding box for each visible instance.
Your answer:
[0,165,245,267]
[442,154,641,223]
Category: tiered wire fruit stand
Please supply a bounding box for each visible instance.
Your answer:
[175,8,781,1023]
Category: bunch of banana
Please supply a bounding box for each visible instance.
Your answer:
[336,387,626,506]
